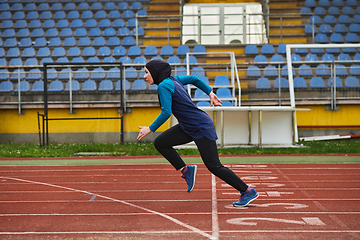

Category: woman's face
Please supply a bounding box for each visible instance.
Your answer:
[144,67,154,85]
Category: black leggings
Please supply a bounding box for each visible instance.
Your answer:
[154,124,249,192]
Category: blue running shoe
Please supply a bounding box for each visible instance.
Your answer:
[181,165,197,193]
[233,188,259,207]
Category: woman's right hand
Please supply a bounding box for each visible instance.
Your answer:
[209,91,223,106]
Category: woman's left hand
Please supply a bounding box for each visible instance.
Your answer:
[137,126,152,140]
[209,91,223,106]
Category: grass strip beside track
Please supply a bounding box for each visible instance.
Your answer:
[0,155,359,166]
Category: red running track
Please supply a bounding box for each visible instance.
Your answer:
[0,163,360,239]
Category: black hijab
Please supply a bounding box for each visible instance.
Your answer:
[145,59,171,85]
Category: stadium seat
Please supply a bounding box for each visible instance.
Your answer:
[271,54,285,63]
[350,64,360,75]
[349,23,360,33]
[134,56,147,65]
[130,79,147,91]
[113,46,126,57]
[131,27,145,37]
[63,37,76,47]
[91,68,106,80]
[89,28,101,37]
[345,76,360,87]
[88,57,101,63]
[261,44,275,55]
[67,47,81,58]
[45,28,59,38]
[78,37,91,47]
[346,33,360,43]
[57,19,69,29]
[315,33,329,43]
[319,0,331,7]
[355,53,360,60]
[118,27,130,37]
[338,53,351,62]
[83,47,96,57]
[99,19,111,28]
[354,15,360,24]
[216,88,233,99]
[119,56,132,64]
[128,46,141,57]
[309,15,322,25]
[193,45,206,53]
[115,80,130,91]
[82,11,94,20]
[97,46,111,57]
[323,15,337,25]
[246,66,261,78]
[175,67,187,76]
[333,0,345,7]
[123,10,135,19]
[319,24,332,33]
[0,81,13,92]
[328,76,343,88]
[13,12,25,21]
[82,80,97,91]
[56,57,69,63]
[22,47,36,58]
[144,46,158,56]
[0,69,10,80]
[245,44,258,55]
[214,76,230,86]
[64,3,76,11]
[74,28,87,38]
[264,65,278,78]
[335,64,348,76]
[314,7,326,15]
[98,80,113,91]
[40,11,52,21]
[113,19,125,28]
[6,48,20,58]
[104,28,116,37]
[95,10,107,20]
[281,65,295,77]
[293,77,308,88]
[43,20,55,29]
[122,36,135,46]
[41,58,53,65]
[25,58,38,66]
[15,20,27,29]
[256,78,271,89]
[184,56,197,64]
[167,56,181,64]
[136,10,148,17]
[52,47,66,58]
[68,11,80,20]
[65,80,80,92]
[305,0,316,7]
[60,28,73,38]
[14,80,30,92]
[108,68,121,79]
[196,101,211,107]
[298,64,313,77]
[338,15,352,24]
[316,64,331,76]
[194,88,209,99]
[48,38,61,47]
[300,7,312,14]
[91,2,103,11]
[191,67,205,76]
[31,80,44,92]
[254,55,268,64]
[125,67,138,79]
[305,53,319,62]
[71,19,83,29]
[177,45,190,56]
[343,6,355,15]
[310,77,326,88]
[277,44,287,55]
[322,53,335,61]
[274,77,289,88]
[9,58,23,66]
[93,37,106,47]
[109,10,121,19]
[51,3,63,11]
[75,68,90,80]
[54,11,66,20]
[59,69,73,81]
[328,6,341,15]
[346,0,359,6]
[160,45,174,56]
[310,45,325,54]
[294,45,308,55]
[72,57,84,63]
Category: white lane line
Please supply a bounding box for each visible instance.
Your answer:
[211,174,219,240]
[0,176,214,240]
[302,217,326,225]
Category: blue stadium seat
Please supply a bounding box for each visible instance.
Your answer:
[305,53,319,62]
[104,28,116,37]
[184,56,197,64]
[274,77,289,88]
[98,80,113,91]
[122,36,135,46]
[65,80,80,92]
[131,2,143,11]
[294,45,308,55]
[0,81,13,92]
[349,23,360,33]
[261,44,275,55]
[56,57,69,63]
[109,10,121,19]
[59,69,73,80]
[319,24,332,33]
[328,6,341,15]
[67,47,81,58]
[54,11,66,20]
[160,45,174,56]
[99,19,111,28]
[177,45,190,56]
[197,101,211,107]
[246,66,261,78]
[328,76,343,88]
[0,69,10,80]
[319,0,331,7]
[277,44,287,55]
[72,57,84,63]
[316,64,331,76]
[245,44,258,55]
[281,65,295,77]
[216,88,233,99]
[1,20,13,29]
[113,46,126,57]
[40,11,52,20]
[9,58,23,66]
[97,46,111,57]
[214,75,230,86]
[43,19,55,29]
[115,80,130,91]
[326,47,341,54]
[315,33,329,43]
[345,76,360,87]
[51,3,63,11]
[191,67,205,76]
[0,49,4,58]
[194,88,209,99]
[131,79,147,91]
[31,80,44,92]
[3,29,16,39]
[144,46,157,56]
[123,10,135,19]
[107,37,120,47]
[14,12,25,21]
[322,53,335,61]
[305,0,316,7]
[333,0,345,7]
[83,47,96,57]
[314,7,326,15]
[74,28,87,38]
[22,47,36,58]
[75,68,90,80]
[14,80,30,92]
[131,27,145,36]
[256,78,271,89]
[71,19,83,29]
[45,28,59,38]
[0,11,11,21]
[6,48,20,58]
[355,53,360,60]
[95,10,107,19]
[254,55,268,64]
[82,80,97,91]
[343,6,355,15]
[335,64,348,76]
[323,15,337,25]
[357,6,360,14]
[350,64,360,75]
[310,15,322,25]
[271,54,285,63]
[57,19,69,29]
[198,76,209,85]
[64,3,76,11]
[264,65,278,78]
[105,2,117,11]
[41,58,53,65]
[89,28,101,37]
[15,20,27,29]
[134,56,147,64]
[93,37,106,47]
[136,10,148,17]
[128,46,141,57]
[108,68,121,79]
[77,37,91,47]
[338,15,352,24]
[125,67,138,79]
[298,64,313,77]
[175,67,187,76]
[338,53,351,61]
[88,57,101,63]
[118,27,130,37]
[113,19,125,28]
[25,58,38,66]
[118,2,129,11]
[167,56,181,64]
[48,37,61,47]
[91,2,103,11]
[119,56,132,64]
[346,0,358,6]
[300,7,312,14]
[63,37,76,47]
[12,3,24,11]
[68,11,80,20]
[27,11,39,21]
[52,47,66,58]
[17,29,30,38]
[346,33,360,43]
[91,68,106,80]
[60,28,73,38]
[82,11,94,20]
[310,77,326,88]
[10,69,26,81]
[294,77,308,88]
[354,15,360,24]
[193,45,206,53]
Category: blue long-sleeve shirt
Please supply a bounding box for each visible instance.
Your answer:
[149,75,217,140]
